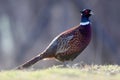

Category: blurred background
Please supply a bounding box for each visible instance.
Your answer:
[0,0,120,70]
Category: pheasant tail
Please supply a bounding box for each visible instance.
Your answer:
[16,54,44,69]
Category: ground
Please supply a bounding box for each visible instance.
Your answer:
[0,64,120,80]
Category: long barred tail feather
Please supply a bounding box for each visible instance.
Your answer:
[16,54,44,70]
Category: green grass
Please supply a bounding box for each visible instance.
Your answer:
[0,65,120,80]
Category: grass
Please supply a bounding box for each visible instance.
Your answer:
[0,65,120,80]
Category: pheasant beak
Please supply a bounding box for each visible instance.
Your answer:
[90,11,94,15]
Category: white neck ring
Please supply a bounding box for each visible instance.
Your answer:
[80,21,90,26]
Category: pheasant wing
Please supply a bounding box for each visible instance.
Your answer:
[44,34,73,56]
[56,35,73,54]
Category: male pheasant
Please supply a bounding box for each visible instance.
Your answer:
[16,9,93,69]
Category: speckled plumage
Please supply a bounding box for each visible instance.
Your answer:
[16,9,93,69]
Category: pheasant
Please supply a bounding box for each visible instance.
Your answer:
[16,9,93,69]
